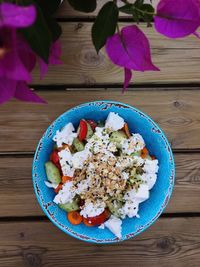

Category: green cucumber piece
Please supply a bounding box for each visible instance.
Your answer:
[73,138,85,152]
[86,122,93,139]
[107,200,123,218]
[131,150,142,157]
[45,161,61,184]
[59,200,79,212]
[109,130,127,149]
[145,155,152,160]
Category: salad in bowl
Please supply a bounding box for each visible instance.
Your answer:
[33,101,175,243]
[44,112,159,239]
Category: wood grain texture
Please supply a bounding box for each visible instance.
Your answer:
[56,0,159,19]
[1,217,200,267]
[0,90,200,152]
[0,153,199,217]
[32,22,200,86]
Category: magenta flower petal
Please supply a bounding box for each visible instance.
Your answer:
[0,78,16,104]
[123,68,132,93]
[194,31,200,39]
[15,82,46,104]
[39,41,62,79]
[154,0,200,38]
[17,35,37,72]
[106,25,159,72]
[0,29,32,82]
[0,3,36,28]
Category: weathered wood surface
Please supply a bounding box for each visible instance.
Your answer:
[56,0,159,19]
[0,153,199,217]
[31,22,200,86]
[0,90,199,152]
[1,217,200,267]
[1,3,200,265]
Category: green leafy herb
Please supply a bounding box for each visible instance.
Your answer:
[92,1,119,53]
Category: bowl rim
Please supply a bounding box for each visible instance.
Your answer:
[32,100,176,244]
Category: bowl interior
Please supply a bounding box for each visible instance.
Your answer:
[32,101,175,243]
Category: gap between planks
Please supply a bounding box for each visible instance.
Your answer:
[1,213,200,223]
[30,84,200,91]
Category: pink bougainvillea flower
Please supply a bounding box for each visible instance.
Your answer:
[106,25,159,91]
[0,28,32,82]
[39,40,62,79]
[154,0,200,38]
[123,68,132,93]
[0,78,46,104]
[0,2,36,28]
[15,82,46,103]
[0,2,46,104]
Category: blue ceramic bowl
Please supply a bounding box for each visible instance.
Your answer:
[32,101,175,243]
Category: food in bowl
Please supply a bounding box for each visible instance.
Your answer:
[44,112,159,239]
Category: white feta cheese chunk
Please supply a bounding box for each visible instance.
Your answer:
[119,200,139,218]
[143,159,159,174]
[116,156,134,170]
[72,149,91,169]
[76,177,91,194]
[142,173,157,190]
[53,181,76,204]
[125,184,149,203]
[142,159,159,189]
[58,149,74,177]
[44,181,58,189]
[80,200,106,218]
[95,127,109,140]
[133,156,145,167]
[105,112,125,131]
[104,215,122,239]
[121,133,145,155]
[53,122,77,147]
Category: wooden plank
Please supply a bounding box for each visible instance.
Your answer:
[0,90,199,152]
[1,217,200,267]
[0,153,199,217]
[56,0,159,19]
[32,22,200,86]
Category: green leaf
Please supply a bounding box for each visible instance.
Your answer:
[119,2,154,24]
[68,0,97,13]
[46,17,62,42]
[140,4,155,23]
[33,0,62,41]
[119,4,134,15]
[21,0,52,63]
[34,0,61,15]
[92,1,119,53]
[134,0,144,8]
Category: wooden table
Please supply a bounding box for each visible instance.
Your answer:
[1,2,200,266]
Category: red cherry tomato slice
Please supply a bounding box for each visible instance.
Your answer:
[86,120,97,131]
[78,120,88,141]
[50,150,62,172]
[50,150,59,164]
[87,209,110,226]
